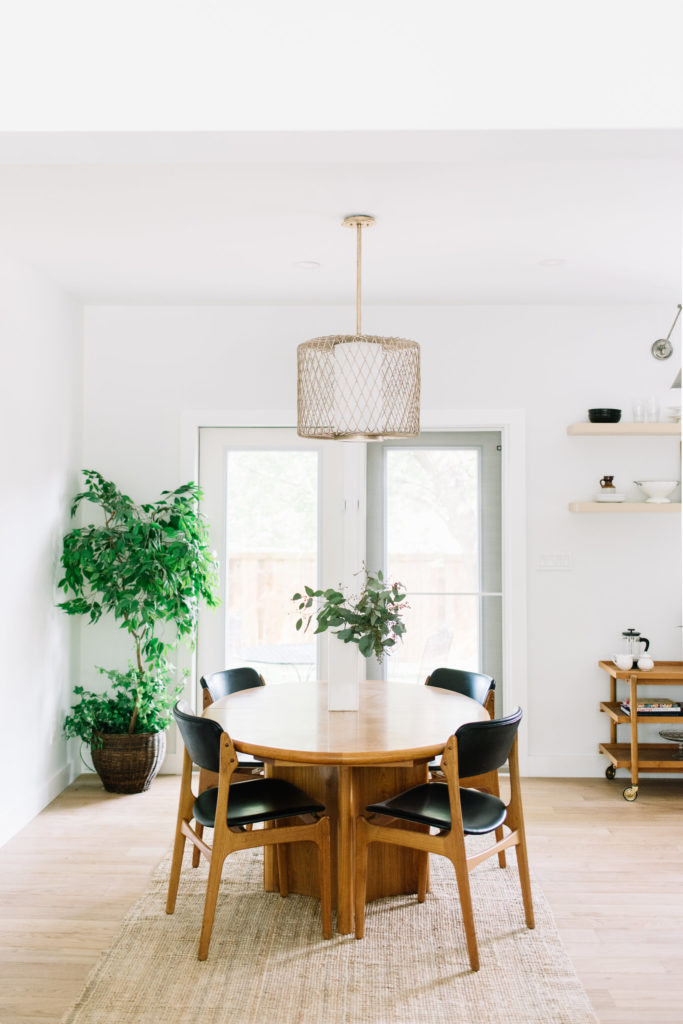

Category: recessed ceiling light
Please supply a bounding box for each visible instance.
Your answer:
[537,257,567,268]
[293,260,321,270]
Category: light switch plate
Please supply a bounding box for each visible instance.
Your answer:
[538,553,572,571]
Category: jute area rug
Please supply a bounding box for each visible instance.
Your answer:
[61,841,598,1024]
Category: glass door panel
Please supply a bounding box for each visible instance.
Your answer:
[198,429,323,689]
[225,450,318,683]
[367,433,502,701]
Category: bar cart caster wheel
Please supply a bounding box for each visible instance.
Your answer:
[605,764,616,780]
[622,786,638,802]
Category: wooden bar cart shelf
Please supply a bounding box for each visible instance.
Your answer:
[598,660,683,801]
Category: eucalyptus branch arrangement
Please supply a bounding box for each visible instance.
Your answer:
[292,568,407,662]
[59,470,219,745]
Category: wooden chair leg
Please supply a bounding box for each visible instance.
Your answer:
[198,848,227,961]
[417,849,429,903]
[494,825,506,868]
[514,834,535,929]
[488,771,506,868]
[192,824,204,868]
[317,817,332,939]
[193,766,215,867]
[507,737,534,928]
[276,841,289,898]
[354,819,369,939]
[165,827,187,914]
[450,849,480,972]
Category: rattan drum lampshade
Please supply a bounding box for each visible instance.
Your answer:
[297,216,420,440]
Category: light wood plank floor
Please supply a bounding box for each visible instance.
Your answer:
[1,774,682,1024]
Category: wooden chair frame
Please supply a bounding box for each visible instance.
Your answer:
[354,730,534,971]
[191,678,265,868]
[424,672,505,866]
[167,729,332,960]
[200,680,265,779]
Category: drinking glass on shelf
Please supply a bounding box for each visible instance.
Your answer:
[632,398,645,422]
[644,396,660,422]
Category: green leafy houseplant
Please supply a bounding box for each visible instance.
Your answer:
[292,568,407,661]
[59,470,219,790]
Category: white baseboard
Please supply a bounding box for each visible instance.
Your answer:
[0,757,80,848]
[521,753,606,777]
[521,752,679,781]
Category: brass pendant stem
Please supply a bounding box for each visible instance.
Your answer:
[356,223,362,336]
[343,214,375,338]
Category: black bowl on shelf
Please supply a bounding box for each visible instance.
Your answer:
[588,408,622,423]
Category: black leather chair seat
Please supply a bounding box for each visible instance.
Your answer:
[366,782,507,835]
[194,778,326,829]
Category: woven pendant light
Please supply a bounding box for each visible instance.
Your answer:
[297,215,420,440]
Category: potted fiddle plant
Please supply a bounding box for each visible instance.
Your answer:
[59,470,219,792]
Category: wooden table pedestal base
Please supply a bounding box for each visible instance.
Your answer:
[264,761,428,934]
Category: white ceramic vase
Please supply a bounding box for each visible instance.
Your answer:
[327,633,364,711]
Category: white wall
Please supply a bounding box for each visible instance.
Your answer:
[81,304,682,776]
[0,257,82,846]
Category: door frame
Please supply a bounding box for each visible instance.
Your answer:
[173,406,528,773]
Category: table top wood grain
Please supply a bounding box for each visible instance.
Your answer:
[203,679,489,765]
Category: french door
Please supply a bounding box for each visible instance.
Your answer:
[199,429,324,687]
[197,427,502,704]
[366,432,502,703]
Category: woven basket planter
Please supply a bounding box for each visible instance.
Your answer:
[91,731,167,794]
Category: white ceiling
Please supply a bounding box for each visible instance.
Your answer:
[0,131,682,306]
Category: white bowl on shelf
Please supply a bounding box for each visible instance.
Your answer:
[634,479,680,503]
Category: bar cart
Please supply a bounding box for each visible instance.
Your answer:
[598,660,683,801]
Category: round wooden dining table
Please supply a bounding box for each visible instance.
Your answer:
[203,679,488,934]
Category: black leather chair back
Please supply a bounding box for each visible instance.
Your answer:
[455,706,522,778]
[426,667,495,707]
[200,667,265,702]
[173,700,224,773]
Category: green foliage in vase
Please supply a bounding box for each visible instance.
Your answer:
[58,470,220,738]
[292,568,407,662]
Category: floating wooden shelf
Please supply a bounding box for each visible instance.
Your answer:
[567,422,681,436]
[568,501,681,513]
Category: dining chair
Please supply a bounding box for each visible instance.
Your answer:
[167,700,332,960]
[425,667,496,717]
[423,668,506,863]
[354,706,534,972]
[200,666,266,705]
[194,668,268,865]
[199,667,266,777]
